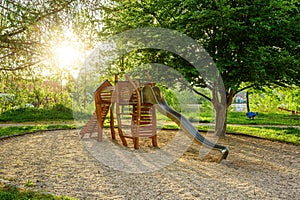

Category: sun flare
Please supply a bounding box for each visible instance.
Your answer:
[47,30,84,80]
[53,43,80,68]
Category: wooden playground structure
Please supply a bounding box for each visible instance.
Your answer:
[80,74,157,149]
[80,74,229,161]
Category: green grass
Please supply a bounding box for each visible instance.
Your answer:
[0,125,76,138]
[226,125,300,145]
[156,123,299,145]
[175,108,300,126]
[227,112,300,126]
[195,124,299,145]
[0,105,74,123]
[0,185,76,200]
[185,111,300,126]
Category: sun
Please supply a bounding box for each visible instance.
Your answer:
[53,42,80,69]
[51,40,82,79]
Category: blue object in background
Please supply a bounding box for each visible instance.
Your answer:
[246,112,258,119]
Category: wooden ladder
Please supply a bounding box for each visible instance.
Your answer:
[80,80,114,141]
[80,112,99,139]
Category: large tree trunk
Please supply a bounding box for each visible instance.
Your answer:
[214,103,227,137]
[213,87,235,137]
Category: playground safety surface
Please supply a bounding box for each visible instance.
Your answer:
[0,129,299,199]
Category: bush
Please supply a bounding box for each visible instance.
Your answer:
[0,104,74,122]
[52,104,72,112]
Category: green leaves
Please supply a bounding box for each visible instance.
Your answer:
[101,0,299,92]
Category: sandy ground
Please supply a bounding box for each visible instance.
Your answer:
[0,129,299,199]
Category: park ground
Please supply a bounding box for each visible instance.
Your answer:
[0,129,299,199]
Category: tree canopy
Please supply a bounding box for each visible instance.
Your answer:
[102,0,299,94]
[100,0,299,135]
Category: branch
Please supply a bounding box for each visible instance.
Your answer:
[192,88,212,102]
[4,27,27,37]
[0,59,43,71]
[0,44,40,59]
[0,52,16,60]
[233,85,255,96]
[0,3,16,13]
[1,1,74,38]
[0,39,41,46]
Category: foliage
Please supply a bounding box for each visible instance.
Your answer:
[102,0,299,89]
[0,185,76,200]
[0,0,108,71]
[159,86,180,111]
[0,69,75,112]
[249,86,300,112]
[0,105,74,122]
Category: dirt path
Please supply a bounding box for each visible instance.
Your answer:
[0,129,299,199]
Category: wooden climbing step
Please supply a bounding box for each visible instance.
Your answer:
[80,113,99,139]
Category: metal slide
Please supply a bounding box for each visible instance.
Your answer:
[142,85,229,162]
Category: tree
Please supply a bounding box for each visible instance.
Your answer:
[101,0,300,136]
[0,0,75,71]
[0,0,104,110]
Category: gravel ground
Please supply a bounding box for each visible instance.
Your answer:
[0,129,299,199]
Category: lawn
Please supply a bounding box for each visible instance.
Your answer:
[0,185,75,200]
[226,112,300,126]
[226,126,300,145]
[187,110,300,126]
[0,125,76,138]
